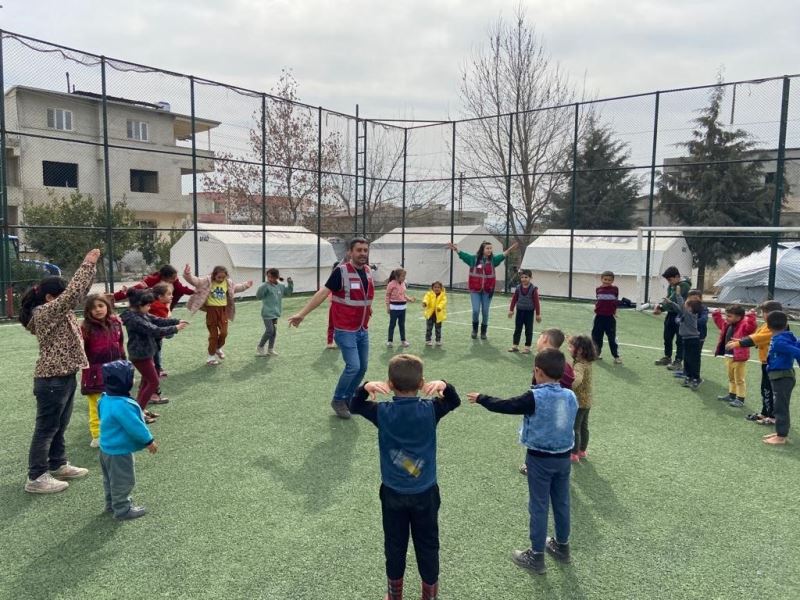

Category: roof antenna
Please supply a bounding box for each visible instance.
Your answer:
[66,72,70,94]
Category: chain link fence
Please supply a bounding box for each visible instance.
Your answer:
[2,30,799,317]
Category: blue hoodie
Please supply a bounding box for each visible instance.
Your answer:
[767,330,800,373]
[98,360,154,455]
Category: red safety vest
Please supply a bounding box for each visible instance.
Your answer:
[330,262,374,331]
[468,259,496,293]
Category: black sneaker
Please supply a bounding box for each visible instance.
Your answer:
[654,356,671,366]
[690,379,702,391]
[728,397,745,408]
[116,505,147,520]
[666,360,683,371]
[681,378,691,387]
[330,400,351,419]
[545,537,571,563]
[511,548,546,574]
[717,393,735,402]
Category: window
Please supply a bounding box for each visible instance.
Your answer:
[46,108,73,131]
[130,169,159,193]
[127,120,149,141]
[5,156,20,187]
[42,161,78,188]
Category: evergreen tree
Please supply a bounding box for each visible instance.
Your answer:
[550,117,641,229]
[658,85,777,290]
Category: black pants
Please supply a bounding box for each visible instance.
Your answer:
[28,374,77,480]
[573,408,590,453]
[388,309,407,342]
[513,309,534,346]
[591,314,619,358]
[380,484,440,585]
[682,337,702,380]
[771,375,795,438]
[760,363,775,418]
[663,314,683,360]
[425,316,442,342]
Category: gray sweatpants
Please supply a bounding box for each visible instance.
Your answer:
[259,317,278,349]
[99,451,135,517]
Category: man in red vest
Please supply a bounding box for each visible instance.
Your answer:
[288,238,374,419]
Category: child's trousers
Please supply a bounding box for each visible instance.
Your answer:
[663,313,683,360]
[205,306,229,355]
[99,451,135,517]
[682,337,702,380]
[726,357,747,398]
[513,309,534,347]
[380,484,440,585]
[770,373,795,437]
[86,393,101,439]
[132,358,159,410]
[760,363,775,418]
[572,408,590,453]
[591,314,619,358]
[425,316,442,342]
[259,318,278,349]
[526,452,571,552]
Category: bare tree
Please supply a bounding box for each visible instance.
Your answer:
[458,6,589,246]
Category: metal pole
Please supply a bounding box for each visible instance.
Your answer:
[504,113,514,294]
[767,77,791,300]
[100,57,114,293]
[644,91,660,303]
[362,120,368,237]
[567,103,579,300]
[401,128,407,267]
[190,76,199,274]
[354,105,359,236]
[261,94,267,280]
[449,122,456,290]
[0,31,10,317]
[317,106,323,288]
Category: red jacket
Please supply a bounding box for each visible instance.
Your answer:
[330,263,374,332]
[113,272,194,309]
[712,311,757,361]
[80,315,126,394]
[149,300,170,318]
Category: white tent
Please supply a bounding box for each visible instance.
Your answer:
[170,224,337,295]
[520,229,693,301]
[715,242,800,307]
[369,225,505,289]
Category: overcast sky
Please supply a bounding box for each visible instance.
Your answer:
[3,0,799,121]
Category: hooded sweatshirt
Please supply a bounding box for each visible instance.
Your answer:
[767,330,800,374]
[121,310,180,360]
[98,360,154,455]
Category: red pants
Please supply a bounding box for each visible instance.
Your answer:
[206,306,229,355]
[132,358,159,410]
[327,304,335,344]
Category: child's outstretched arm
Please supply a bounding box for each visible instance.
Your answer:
[233,280,254,293]
[423,380,460,421]
[466,390,535,415]
[350,381,389,426]
[182,264,203,287]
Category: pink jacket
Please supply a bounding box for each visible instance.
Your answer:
[712,311,757,361]
[385,280,410,307]
[183,271,252,321]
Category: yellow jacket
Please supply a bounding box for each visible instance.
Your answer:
[742,322,774,363]
[422,290,447,322]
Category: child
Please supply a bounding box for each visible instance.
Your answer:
[591,270,622,364]
[508,269,541,354]
[712,305,757,407]
[422,281,447,347]
[148,282,174,402]
[762,311,800,445]
[20,248,100,494]
[661,293,704,390]
[653,266,692,370]
[121,289,188,419]
[672,290,709,379]
[81,293,126,448]
[568,335,598,462]
[97,360,158,520]
[386,268,416,348]
[113,264,194,309]
[468,349,578,575]
[350,354,460,600]
[183,264,253,365]
[726,301,783,423]
[256,268,293,356]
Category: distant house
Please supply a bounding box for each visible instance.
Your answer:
[3,85,220,235]
[196,191,315,226]
[322,203,486,236]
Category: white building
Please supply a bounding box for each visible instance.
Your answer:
[3,85,220,233]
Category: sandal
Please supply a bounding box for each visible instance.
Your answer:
[745,413,764,421]
[757,417,776,425]
[145,410,160,419]
[508,347,519,353]
[144,415,157,424]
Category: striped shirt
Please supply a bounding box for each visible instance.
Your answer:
[594,285,619,316]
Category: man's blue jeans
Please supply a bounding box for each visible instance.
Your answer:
[333,328,370,404]
[526,452,571,552]
[470,291,493,325]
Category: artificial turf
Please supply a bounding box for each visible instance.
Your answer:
[1,291,798,600]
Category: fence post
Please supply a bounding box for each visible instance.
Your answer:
[767,77,791,300]
[362,121,368,237]
[504,113,514,293]
[261,94,267,281]
[449,122,456,290]
[317,106,322,288]
[100,57,115,293]
[401,128,407,267]
[643,91,660,304]
[190,76,199,274]
[567,103,579,300]
[0,30,10,317]
[354,105,359,236]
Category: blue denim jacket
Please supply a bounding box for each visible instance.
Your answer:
[519,383,578,454]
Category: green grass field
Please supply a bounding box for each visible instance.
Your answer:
[1,292,799,600]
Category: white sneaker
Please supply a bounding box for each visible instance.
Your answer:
[90,438,99,448]
[24,472,69,494]
[206,355,221,366]
[50,463,89,480]
[401,341,410,348]
[216,348,226,360]
[256,346,267,356]
[426,340,433,346]
[386,341,393,348]
[267,349,278,356]
[435,341,443,347]
[636,302,652,312]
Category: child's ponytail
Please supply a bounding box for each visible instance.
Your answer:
[19,276,67,329]
[388,269,398,283]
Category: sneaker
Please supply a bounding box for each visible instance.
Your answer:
[570,453,580,463]
[690,379,702,391]
[519,463,527,475]
[386,341,394,348]
[511,548,546,574]
[613,357,623,365]
[745,413,764,422]
[672,371,685,378]
[256,346,267,356]
[666,360,683,371]
[216,348,226,360]
[758,417,776,425]
[426,340,433,346]
[681,378,691,387]
[206,356,221,366]
[24,472,69,494]
[508,346,519,353]
[435,340,443,347]
[90,438,99,448]
[116,505,147,520]
[471,331,478,340]
[637,302,652,312]
[545,537,572,563]
[654,356,671,366]
[480,333,488,340]
[521,347,531,354]
[577,450,587,459]
[50,463,89,481]
[728,397,745,408]
[149,394,169,404]
[717,393,734,402]
[330,400,351,419]
[401,341,410,348]
[267,349,278,356]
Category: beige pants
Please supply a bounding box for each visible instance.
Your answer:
[726,358,747,398]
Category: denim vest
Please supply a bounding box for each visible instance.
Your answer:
[377,398,437,494]
[519,383,578,454]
